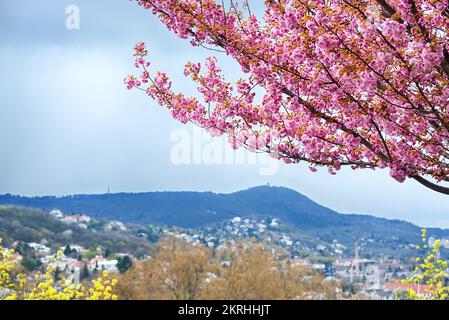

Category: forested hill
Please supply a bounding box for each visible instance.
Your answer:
[0,206,150,255]
[0,186,448,247]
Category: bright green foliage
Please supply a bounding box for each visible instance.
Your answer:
[402,229,449,300]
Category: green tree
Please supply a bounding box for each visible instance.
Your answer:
[117,256,132,274]
[21,255,42,272]
[147,229,159,243]
[53,266,61,282]
[80,265,90,281]
[64,244,72,256]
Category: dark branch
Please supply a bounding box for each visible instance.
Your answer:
[412,175,449,195]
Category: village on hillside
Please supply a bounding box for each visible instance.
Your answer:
[2,208,446,299]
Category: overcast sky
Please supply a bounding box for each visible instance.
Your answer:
[0,1,448,228]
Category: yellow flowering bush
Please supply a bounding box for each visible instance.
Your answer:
[402,229,449,300]
[0,239,119,300]
[86,271,119,300]
[0,239,20,300]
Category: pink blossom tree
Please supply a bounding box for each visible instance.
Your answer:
[126,0,449,194]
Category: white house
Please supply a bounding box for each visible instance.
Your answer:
[49,209,63,219]
[88,256,118,272]
[27,242,51,255]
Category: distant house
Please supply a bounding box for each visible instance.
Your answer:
[231,217,241,224]
[27,242,51,256]
[62,216,79,224]
[49,209,63,219]
[69,260,85,271]
[104,221,127,232]
[291,258,312,267]
[78,215,91,223]
[270,219,279,227]
[220,260,231,268]
[48,257,78,272]
[385,281,433,298]
[61,214,91,225]
[312,263,326,272]
[88,256,118,272]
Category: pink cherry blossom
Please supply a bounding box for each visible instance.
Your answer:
[125,0,449,195]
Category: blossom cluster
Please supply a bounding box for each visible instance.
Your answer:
[126,0,449,192]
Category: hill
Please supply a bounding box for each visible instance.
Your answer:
[0,205,150,256]
[0,186,447,251]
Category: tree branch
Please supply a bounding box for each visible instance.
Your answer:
[411,175,449,195]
